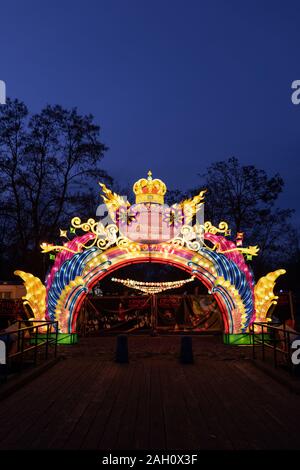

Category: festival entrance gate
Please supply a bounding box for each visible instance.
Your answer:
[15,171,285,344]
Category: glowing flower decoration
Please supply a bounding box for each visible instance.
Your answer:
[163,208,184,227]
[116,207,139,226]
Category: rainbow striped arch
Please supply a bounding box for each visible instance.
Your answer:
[45,232,255,335]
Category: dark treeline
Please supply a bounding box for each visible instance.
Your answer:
[0,98,111,278]
[166,157,299,293]
[0,99,298,291]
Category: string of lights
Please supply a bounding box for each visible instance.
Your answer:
[111,276,195,294]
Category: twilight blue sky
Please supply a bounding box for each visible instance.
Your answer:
[1,0,300,223]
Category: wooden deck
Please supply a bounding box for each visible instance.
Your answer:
[0,336,299,450]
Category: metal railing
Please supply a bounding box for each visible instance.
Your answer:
[249,321,300,375]
[0,320,58,380]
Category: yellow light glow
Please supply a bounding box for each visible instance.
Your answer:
[133,170,167,205]
[254,269,286,324]
[14,270,46,321]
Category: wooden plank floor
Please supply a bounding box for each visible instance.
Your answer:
[0,336,300,450]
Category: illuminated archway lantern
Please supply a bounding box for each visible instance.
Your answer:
[15,171,286,344]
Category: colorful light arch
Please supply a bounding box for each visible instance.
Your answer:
[42,231,254,335]
[15,171,286,341]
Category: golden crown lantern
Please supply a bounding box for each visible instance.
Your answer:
[133,170,167,205]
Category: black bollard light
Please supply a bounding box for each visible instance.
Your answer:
[180,335,194,364]
[115,334,129,363]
